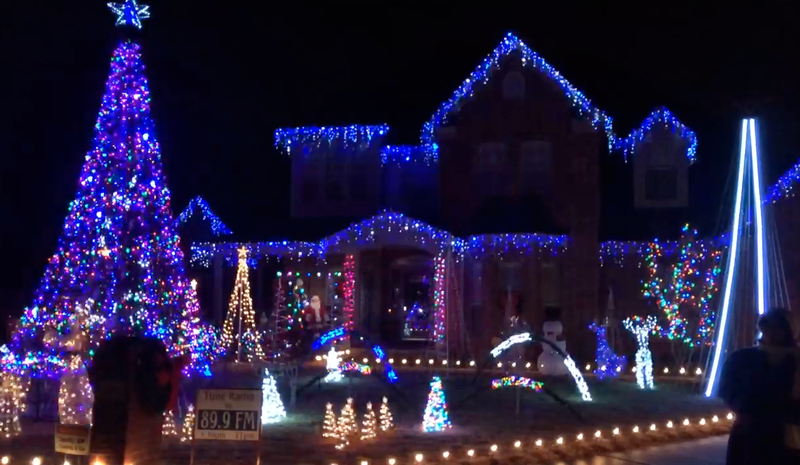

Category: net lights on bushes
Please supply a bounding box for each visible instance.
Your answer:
[176,196,233,236]
[491,376,543,392]
[623,315,658,390]
[220,248,265,362]
[422,376,452,432]
[641,225,722,346]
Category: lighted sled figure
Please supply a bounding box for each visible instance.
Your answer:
[323,346,343,383]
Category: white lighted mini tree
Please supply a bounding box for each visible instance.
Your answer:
[0,372,27,438]
[162,410,178,436]
[261,368,286,424]
[379,396,394,432]
[336,398,357,449]
[361,402,377,440]
[623,315,658,390]
[322,403,338,439]
[58,355,93,425]
[220,247,265,362]
[181,405,195,442]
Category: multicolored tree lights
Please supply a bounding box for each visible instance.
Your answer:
[220,248,265,362]
[623,315,658,390]
[422,376,452,432]
[588,322,626,380]
[2,31,215,377]
[641,225,722,346]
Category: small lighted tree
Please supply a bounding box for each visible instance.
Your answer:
[0,372,27,438]
[220,247,265,362]
[181,405,195,442]
[261,368,286,424]
[422,376,452,432]
[623,315,658,390]
[361,402,377,440]
[322,403,338,439]
[162,410,178,436]
[379,397,394,432]
[58,355,93,425]
[336,398,357,449]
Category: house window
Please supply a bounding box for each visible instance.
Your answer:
[540,261,560,307]
[645,169,678,201]
[301,179,319,203]
[502,71,525,102]
[476,143,507,197]
[325,162,346,202]
[471,262,482,306]
[350,172,367,200]
[521,140,553,192]
[499,262,522,291]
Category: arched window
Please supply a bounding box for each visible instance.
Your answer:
[502,71,525,102]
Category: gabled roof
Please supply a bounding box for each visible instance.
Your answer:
[177,196,233,236]
[767,159,800,203]
[616,108,698,163]
[420,32,697,164]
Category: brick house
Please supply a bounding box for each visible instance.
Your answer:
[190,33,707,363]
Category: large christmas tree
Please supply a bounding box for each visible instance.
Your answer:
[1,1,216,377]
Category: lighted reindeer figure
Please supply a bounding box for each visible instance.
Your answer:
[588,322,626,380]
[623,315,658,390]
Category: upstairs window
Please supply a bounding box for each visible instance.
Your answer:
[644,169,678,202]
[502,71,526,102]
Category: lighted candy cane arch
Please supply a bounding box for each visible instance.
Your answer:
[623,315,658,390]
[486,332,592,402]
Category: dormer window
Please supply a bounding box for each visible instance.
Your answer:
[502,71,525,102]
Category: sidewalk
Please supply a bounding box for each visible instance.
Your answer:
[559,435,727,465]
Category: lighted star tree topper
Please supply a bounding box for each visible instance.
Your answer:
[2,3,215,377]
[107,0,151,30]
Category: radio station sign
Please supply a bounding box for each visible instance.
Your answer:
[54,424,91,455]
[195,389,262,441]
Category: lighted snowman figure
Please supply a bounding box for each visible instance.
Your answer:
[537,320,568,376]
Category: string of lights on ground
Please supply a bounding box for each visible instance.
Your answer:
[0,412,734,465]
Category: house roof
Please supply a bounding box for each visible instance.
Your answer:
[420,32,698,164]
[176,196,233,237]
[190,210,569,267]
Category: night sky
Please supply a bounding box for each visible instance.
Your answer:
[2,2,800,329]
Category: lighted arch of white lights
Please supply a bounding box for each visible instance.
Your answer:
[489,333,592,402]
